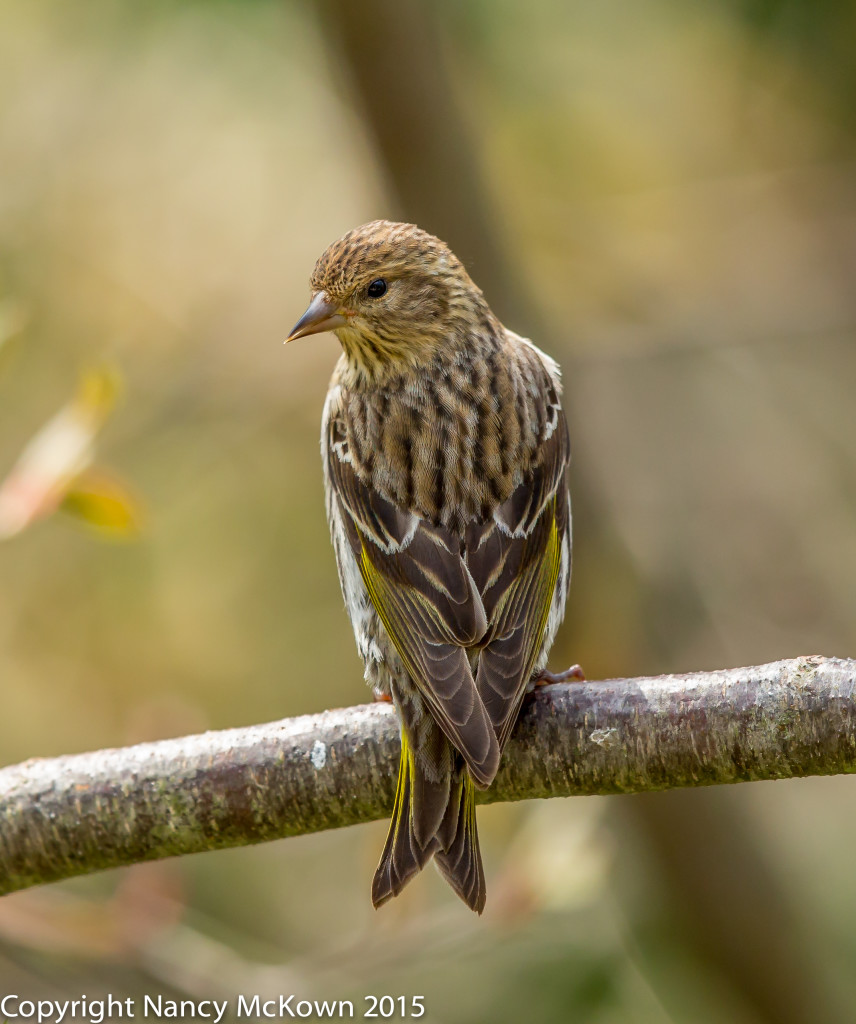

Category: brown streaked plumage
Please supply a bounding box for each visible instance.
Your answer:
[287,221,572,913]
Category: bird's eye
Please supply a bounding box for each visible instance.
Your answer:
[366,278,387,299]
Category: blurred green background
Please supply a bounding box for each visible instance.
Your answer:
[2,1,856,1021]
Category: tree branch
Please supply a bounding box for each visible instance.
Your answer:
[1,655,854,897]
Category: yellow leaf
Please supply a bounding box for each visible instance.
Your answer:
[75,366,123,426]
[0,365,125,540]
[59,470,144,540]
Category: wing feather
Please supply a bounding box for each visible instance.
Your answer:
[327,423,500,787]
[471,414,570,749]
[326,376,570,780]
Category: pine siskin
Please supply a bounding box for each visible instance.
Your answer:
[287,221,572,913]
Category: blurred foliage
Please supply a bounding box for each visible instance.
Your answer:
[0,367,141,540]
[1,0,856,1021]
[727,0,856,120]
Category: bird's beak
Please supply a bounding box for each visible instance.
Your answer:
[285,291,347,343]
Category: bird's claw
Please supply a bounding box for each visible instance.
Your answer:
[531,664,585,687]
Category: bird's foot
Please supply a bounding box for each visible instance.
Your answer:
[372,687,393,703]
[531,664,585,688]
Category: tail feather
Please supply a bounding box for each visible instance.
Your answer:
[371,735,438,909]
[372,732,486,914]
[435,774,486,914]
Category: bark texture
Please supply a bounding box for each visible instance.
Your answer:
[1,655,854,897]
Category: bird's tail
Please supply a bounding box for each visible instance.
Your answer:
[371,731,486,914]
[433,772,485,913]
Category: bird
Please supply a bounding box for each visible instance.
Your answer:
[286,220,573,914]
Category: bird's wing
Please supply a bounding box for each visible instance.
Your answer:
[326,416,500,788]
[466,411,570,750]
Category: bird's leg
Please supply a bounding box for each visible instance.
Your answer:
[531,664,585,688]
[372,687,393,703]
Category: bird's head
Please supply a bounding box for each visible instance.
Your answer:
[286,221,491,379]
